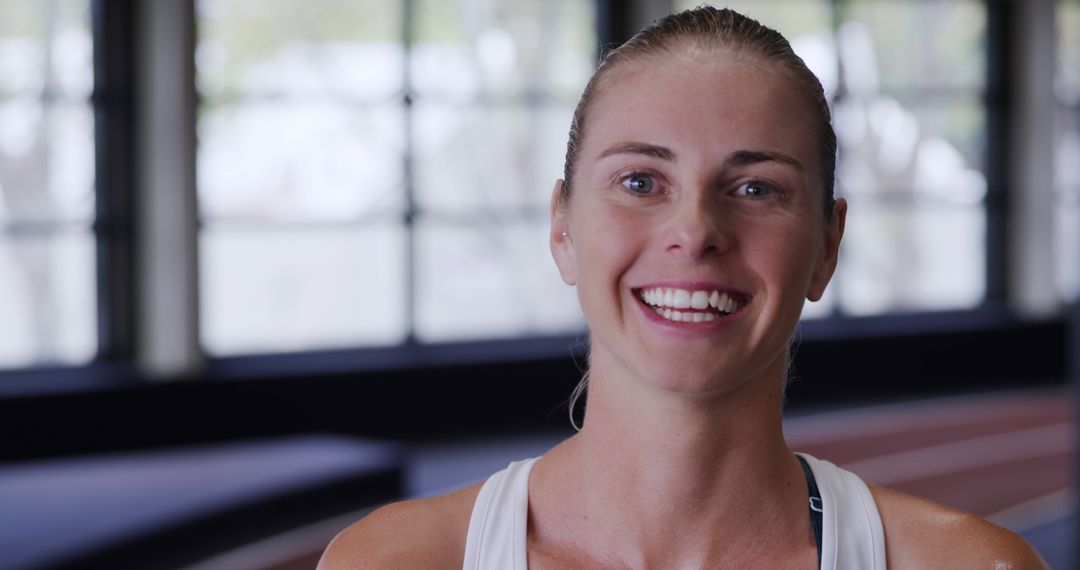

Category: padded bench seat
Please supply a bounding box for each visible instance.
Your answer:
[0,435,401,569]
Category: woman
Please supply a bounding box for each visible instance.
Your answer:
[321,7,1047,569]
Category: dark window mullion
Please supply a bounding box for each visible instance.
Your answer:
[92,0,137,361]
[984,0,1012,304]
[596,0,636,52]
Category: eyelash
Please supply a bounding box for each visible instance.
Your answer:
[732,179,781,199]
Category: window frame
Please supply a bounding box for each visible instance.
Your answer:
[92,0,137,362]
[0,0,1058,396]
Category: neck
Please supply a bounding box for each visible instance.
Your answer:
[529,350,812,568]
[580,353,795,513]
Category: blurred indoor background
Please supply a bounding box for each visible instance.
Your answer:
[0,0,1076,568]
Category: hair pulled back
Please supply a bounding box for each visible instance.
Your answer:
[561,6,837,218]
[563,7,836,429]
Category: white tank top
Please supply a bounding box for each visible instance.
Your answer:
[461,453,886,569]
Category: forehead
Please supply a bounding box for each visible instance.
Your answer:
[582,53,819,169]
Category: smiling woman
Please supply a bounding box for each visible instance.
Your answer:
[318,7,1048,570]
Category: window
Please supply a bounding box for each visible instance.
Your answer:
[0,0,1066,382]
[0,0,96,368]
[1056,0,1080,301]
[676,0,989,318]
[196,0,591,355]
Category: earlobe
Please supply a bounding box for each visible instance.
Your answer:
[549,180,577,286]
[807,198,847,301]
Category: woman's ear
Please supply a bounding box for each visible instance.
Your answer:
[550,180,577,286]
[807,197,846,301]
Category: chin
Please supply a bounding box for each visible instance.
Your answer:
[642,343,791,399]
[641,361,761,400]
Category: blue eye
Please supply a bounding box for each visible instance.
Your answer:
[621,173,655,195]
[734,180,776,199]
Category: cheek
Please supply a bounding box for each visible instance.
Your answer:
[577,242,626,292]
[745,221,823,291]
[570,207,645,298]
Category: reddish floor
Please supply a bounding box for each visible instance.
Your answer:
[787,389,1074,522]
[196,388,1075,569]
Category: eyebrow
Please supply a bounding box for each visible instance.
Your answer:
[598,142,675,161]
[597,142,803,171]
[725,149,804,171]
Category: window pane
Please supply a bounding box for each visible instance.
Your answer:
[197,102,404,221]
[1055,181,1079,301]
[0,0,95,369]
[414,103,573,215]
[835,97,986,202]
[0,228,96,367]
[197,0,414,356]
[832,1,987,318]
[0,99,95,223]
[838,200,985,315]
[1056,109,1080,203]
[196,0,403,100]
[1058,0,1080,105]
[834,94,987,315]
[1057,0,1080,301]
[412,0,595,101]
[901,96,985,170]
[200,223,407,355]
[0,0,94,99]
[415,217,583,341]
[841,0,985,92]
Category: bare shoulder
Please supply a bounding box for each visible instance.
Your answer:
[869,484,1049,570]
[317,482,483,570]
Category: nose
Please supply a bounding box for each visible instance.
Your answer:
[663,191,733,259]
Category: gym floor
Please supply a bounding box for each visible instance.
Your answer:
[189,386,1074,570]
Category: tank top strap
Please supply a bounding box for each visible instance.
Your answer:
[462,457,538,570]
[796,453,887,570]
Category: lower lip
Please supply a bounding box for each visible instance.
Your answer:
[633,293,746,335]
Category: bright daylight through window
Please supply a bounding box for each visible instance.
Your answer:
[4,0,1074,370]
[1056,0,1080,302]
[0,0,96,369]
[196,0,591,355]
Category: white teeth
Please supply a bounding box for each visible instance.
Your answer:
[639,286,744,314]
[653,304,723,323]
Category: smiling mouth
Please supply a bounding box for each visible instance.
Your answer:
[635,286,748,323]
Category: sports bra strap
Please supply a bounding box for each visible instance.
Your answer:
[798,454,825,568]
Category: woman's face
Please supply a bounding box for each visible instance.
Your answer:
[550,52,845,397]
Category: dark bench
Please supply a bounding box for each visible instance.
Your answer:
[0,435,401,569]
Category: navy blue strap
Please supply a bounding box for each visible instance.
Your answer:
[797,455,824,568]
